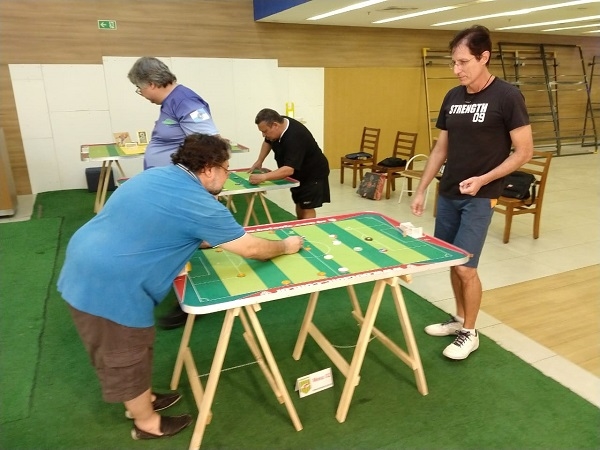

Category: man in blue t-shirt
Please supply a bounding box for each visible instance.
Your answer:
[57,134,303,441]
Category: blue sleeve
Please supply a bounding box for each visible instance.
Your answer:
[177,99,219,136]
[197,205,246,247]
[178,191,245,246]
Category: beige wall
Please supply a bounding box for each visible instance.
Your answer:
[2,0,599,194]
[325,67,427,163]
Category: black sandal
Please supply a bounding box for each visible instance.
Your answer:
[125,391,182,419]
[131,414,193,440]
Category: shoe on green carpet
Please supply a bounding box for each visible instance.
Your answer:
[125,391,182,419]
[424,315,463,336]
[443,330,479,360]
[131,413,193,440]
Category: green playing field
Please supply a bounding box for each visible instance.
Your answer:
[179,213,467,310]
[221,169,298,193]
[85,143,146,158]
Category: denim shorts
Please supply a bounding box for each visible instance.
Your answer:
[434,196,495,268]
[68,305,155,403]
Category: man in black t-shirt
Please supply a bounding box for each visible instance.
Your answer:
[250,108,330,219]
[410,26,533,360]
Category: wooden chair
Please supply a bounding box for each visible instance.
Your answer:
[494,150,553,244]
[340,126,381,188]
[397,154,430,207]
[372,131,418,199]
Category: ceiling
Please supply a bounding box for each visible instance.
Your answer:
[256,0,600,37]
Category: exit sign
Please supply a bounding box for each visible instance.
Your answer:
[98,20,117,30]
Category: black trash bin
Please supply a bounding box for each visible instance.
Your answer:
[85,167,116,193]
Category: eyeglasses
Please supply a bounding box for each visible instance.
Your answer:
[449,57,475,69]
[215,164,230,175]
[135,86,143,95]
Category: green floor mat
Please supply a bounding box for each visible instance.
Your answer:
[0,218,62,424]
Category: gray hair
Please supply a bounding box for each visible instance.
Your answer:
[127,57,177,88]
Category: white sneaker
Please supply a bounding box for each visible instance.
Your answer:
[443,330,479,360]
[424,316,463,336]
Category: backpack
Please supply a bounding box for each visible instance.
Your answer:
[357,172,386,200]
[501,171,536,203]
[377,157,407,167]
[345,152,372,160]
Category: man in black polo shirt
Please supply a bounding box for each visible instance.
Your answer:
[250,108,330,219]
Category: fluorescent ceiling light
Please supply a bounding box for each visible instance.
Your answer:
[497,15,600,30]
[374,6,457,24]
[542,22,600,31]
[374,0,496,24]
[307,0,388,21]
[432,0,600,27]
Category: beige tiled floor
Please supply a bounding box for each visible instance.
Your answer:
[3,152,598,407]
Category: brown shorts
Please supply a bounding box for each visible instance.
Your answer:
[68,305,155,403]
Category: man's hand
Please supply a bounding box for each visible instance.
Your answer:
[220,233,303,260]
[282,236,304,254]
[249,173,266,185]
[247,162,261,173]
[458,176,484,196]
[410,192,426,216]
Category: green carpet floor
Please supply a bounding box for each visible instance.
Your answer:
[0,189,598,449]
[0,218,61,423]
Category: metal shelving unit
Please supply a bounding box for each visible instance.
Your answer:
[583,55,599,151]
[422,48,453,149]
[498,42,597,155]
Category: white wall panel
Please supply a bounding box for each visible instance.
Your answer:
[22,138,61,194]
[9,64,43,80]
[42,65,109,112]
[10,79,53,140]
